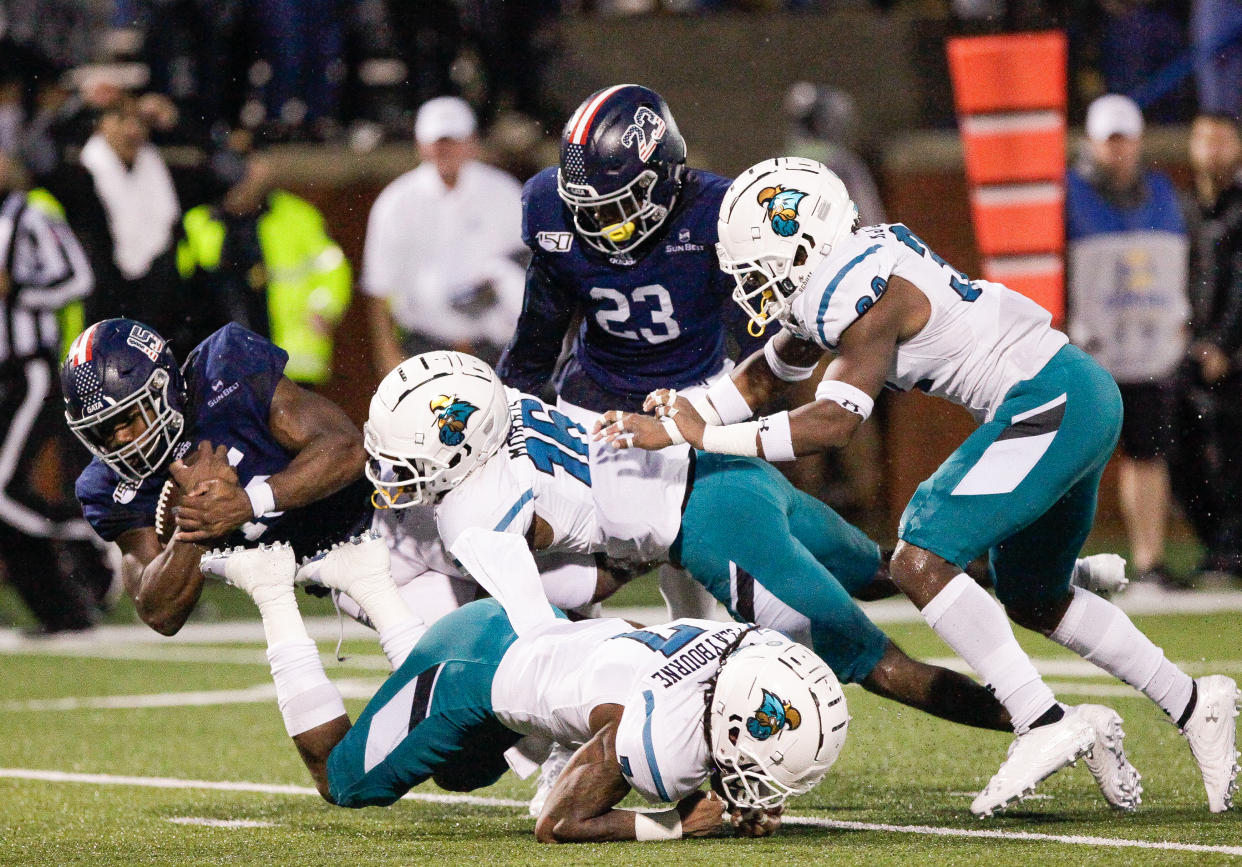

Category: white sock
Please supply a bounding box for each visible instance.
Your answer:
[267,638,347,736]
[921,573,1058,733]
[347,572,419,636]
[1050,586,1194,720]
[378,617,427,671]
[254,584,311,647]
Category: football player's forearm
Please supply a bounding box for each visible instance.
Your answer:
[534,721,634,843]
[134,543,205,635]
[788,400,861,454]
[268,433,365,512]
[731,349,785,410]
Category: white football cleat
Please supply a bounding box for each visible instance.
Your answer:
[971,711,1096,818]
[295,531,389,592]
[528,741,574,818]
[1071,554,1128,595]
[199,542,296,601]
[1180,675,1241,812]
[1075,704,1142,811]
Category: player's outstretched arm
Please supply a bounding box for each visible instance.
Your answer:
[264,377,366,509]
[534,704,725,844]
[116,526,205,635]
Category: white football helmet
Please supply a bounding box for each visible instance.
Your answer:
[706,631,849,809]
[364,351,511,508]
[717,157,858,333]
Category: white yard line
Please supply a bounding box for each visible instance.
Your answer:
[168,817,275,828]
[781,815,1242,856]
[0,677,1157,713]
[0,679,383,712]
[1,768,1238,856]
[3,582,1241,651]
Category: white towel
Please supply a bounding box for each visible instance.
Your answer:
[80,134,180,279]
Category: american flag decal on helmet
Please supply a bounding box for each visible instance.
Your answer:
[66,323,100,368]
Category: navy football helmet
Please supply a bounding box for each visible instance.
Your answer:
[61,319,186,483]
[557,84,686,256]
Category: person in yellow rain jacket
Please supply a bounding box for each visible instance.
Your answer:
[177,147,350,386]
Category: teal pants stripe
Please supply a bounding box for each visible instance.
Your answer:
[326,599,524,807]
[674,452,888,684]
[899,344,1122,603]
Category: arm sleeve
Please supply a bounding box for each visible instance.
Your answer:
[495,254,577,393]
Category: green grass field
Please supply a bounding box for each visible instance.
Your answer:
[2,573,1240,866]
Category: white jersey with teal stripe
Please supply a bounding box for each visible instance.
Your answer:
[436,388,688,561]
[492,617,748,803]
[787,224,1068,422]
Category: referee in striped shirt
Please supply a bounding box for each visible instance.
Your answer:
[1,154,112,634]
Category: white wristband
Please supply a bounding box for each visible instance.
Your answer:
[703,376,753,424]
[633,808,683,841]
[659,416,686,445]
[246,481,276,518]
[701,421,760,456]
[815,379,875,421]
[757,411,796,462]
[764,339,819,382]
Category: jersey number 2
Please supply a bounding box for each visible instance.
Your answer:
[590,284,682,343]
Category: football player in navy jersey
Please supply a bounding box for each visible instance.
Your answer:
[497,84,761,417]
[62,318,377,636]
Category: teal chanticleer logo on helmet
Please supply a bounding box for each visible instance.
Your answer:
[746,688,802,740]
[758,185,808,237]
[430,394,478,446]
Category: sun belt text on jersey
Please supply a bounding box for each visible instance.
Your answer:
[434,387,689,563]
[787,224,1068,422]
[492,616,749,803]
[75,323,370,553]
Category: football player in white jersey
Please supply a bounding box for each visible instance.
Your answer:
[199,527,849,843]
[360,351,1116,753]
[596,157,1240,817]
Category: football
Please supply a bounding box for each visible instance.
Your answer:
[153,443,233,545]
[153,475,182,546]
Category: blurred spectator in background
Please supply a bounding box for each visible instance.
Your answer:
[783,82,886,225]
[1174,113,1242,582]
[362,96,524,377]
[40,92,207,355]
[0,0,112,73]
[177,133,352,388]
[137,0,248,144]
[1097,0,1192,123]
[1065,95,1190,587]
[383,0,461,112]
[1192,0,1242,119]
[0,152,113,634]
[464,0,561,128]
[250,0,346,141]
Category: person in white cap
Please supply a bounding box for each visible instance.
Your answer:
[362,96,525,378]
[1065,93,1192,589]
